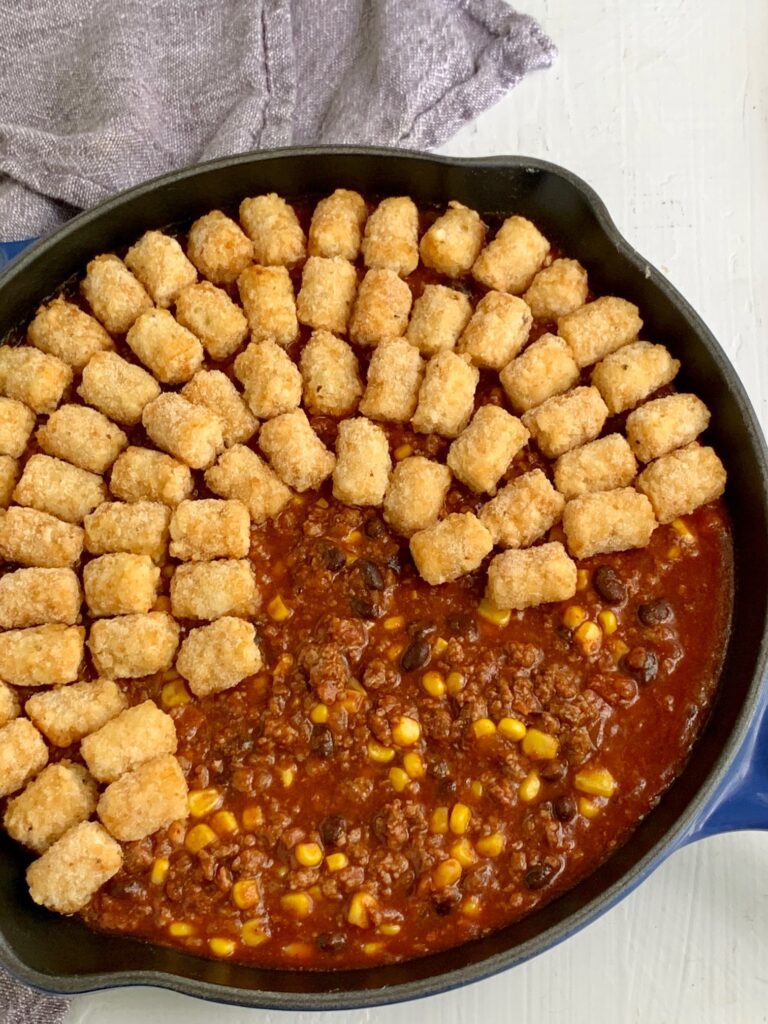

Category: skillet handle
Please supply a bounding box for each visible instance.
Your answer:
[0,238,37,268]
[682,684,768,843]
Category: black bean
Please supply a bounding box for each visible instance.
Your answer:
[539,760,566,782]
[593,566,626,605]
[350,594,380,619]
[318,542,345,572]
[319,814,347,846]
[364,516,387,539]
[552,795,577,822]
[316,931,347,952]
[310,726,334,759]
[407,619,437,639]
[524,864,555,891]
[433,899,455,916]
[400,637,431,672]
[445,612,479,641]
[357,558,384,591]
[638,599,673,626]
[621,646,659,685]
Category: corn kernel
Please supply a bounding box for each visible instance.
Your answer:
[612,638,630,659]
[211,810,238,835]
[471,717,497,739]
[294,842,323,867]
[403,751,425,779]
[430,806,449,834]
[242,805,263,830]
[420,670,446,698]
[281,892,313,918]
[476,833,505,857]
[232,879,260,910]
[449,802,471,834]
[446,671,465,695]
[267,595,292,622]
[326,852,349,872]
[389,766,410,792]
[432,858,462,888]
[387,643,405,662]
[187,787,222,818]
[574,620,602,655]
[279,767,295,788]
[461,896,482,917]
[378,923,401,936]
[432,636,448,656]
[498,717,527,741]
[345,529,363,545]
[392,715,421,747]
[562,605,587,630]
[579,796,601,819]
[364,941,384,956]
[310,703,329,724]
[576,568,590,590]
[478,597,511,627]
[521,728,559,760]
[308,884,323,900]
[519,771,541,803]
[161,677,192,708]
[292,494,307,506]
[150,857,169,885]
[384,615,405,632]
[283,942,314,957]
[598,609,618,635]
[450,837,477,868]
[394,443,413,460]
[342,690,365,714]
[185,823,217,853]
[348,891,377,928]
[671,517,695,542]
[168,922,195,937]
[668,544,681,559]
[241,920,268,947]
[367,741,396,764]
[316,497,329,509]
[574,767,617,798]
[470,780,483,798]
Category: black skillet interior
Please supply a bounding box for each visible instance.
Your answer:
[0,148,766,1010]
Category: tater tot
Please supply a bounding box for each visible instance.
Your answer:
[0,507,84,568]
[558,296,642,368]
[349,268,413,346]
[27,296,114,369]
[170,559,258,620]
[83,553,160,617]
[500,333,580,413]
[296,256,358,335]
[300,330,362,416]
[110,446,193,507]
[175,281,249,362]
[359,338,424,423]
[80,254,152,335]
[88,613,180,679]
[237,265,299,346]
[472,216,549,294]
[411,351,479,438]
[182,370,257,447]
[77,351,161,426]
[169,499,250,561]
[176,616,262,697]
[234,339,302,419]
[239,193,306,266]
[97,754,188,843]
[0,456,18,508]
[383,457,451,538]
[479,469,565,549]
[26,678,127,748]
[419,201,486,278]
[362,196,419,276]
[0,397,34,458]
[205,445,292,524]
[125,308,204,384]
[186,210,254,285]
[554,434,638,499]
[563,487,657,559]
[125,230,197,308]
[36,404,127,475]
[591,341,680,414]
[308,189,368,260]
[0,567,81,629]
[142,393,224,470]
[84,501,170,562]
[332,418,391,507]
[14,455,106,524]
[4,762,97,853]
[0,624,84,686]
[447,405,529,494]
[80,700,177,784]
[485,542,577,611]
[410,513,493,585]
[457,292,533,370]
[522,259,589,321]
[523,386,608,459]
[626,393,710,463]
[0,682,20,728]
[259,409,335,492]
[0,719,49,798]
[26,821,122,914]
[405,285,472,356]
[0,346,72,414]
[636,444,726,524]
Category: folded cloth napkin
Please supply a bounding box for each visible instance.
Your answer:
[0,0,554,1018]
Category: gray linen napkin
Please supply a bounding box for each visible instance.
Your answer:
[0,0,554,1019]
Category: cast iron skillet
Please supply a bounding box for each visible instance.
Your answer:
[0,147,767,1010]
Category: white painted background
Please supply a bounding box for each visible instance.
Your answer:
[65,2,768,1021]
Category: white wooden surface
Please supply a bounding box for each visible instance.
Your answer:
[66,2,768,1021]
